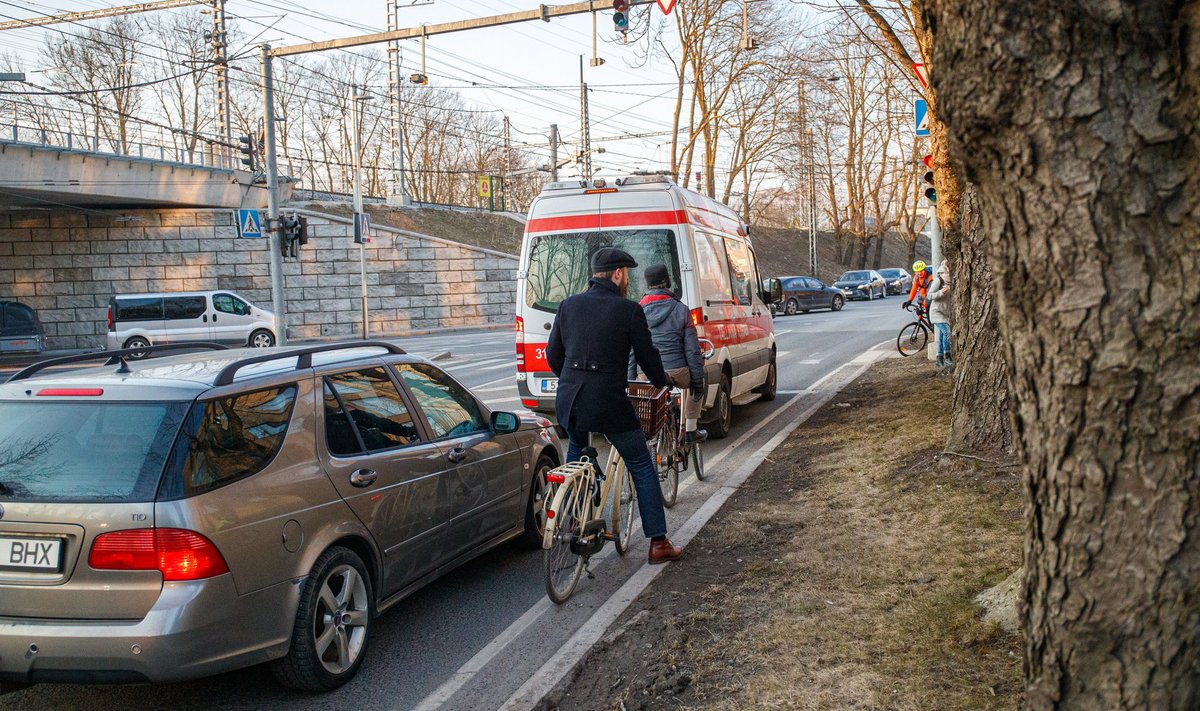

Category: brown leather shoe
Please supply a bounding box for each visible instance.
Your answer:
[648,538,683,564]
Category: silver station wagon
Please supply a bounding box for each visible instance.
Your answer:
[0,342,562,692]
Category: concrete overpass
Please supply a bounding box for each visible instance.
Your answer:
[0,134,291,211]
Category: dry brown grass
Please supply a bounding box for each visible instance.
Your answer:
[554,356,1024,711]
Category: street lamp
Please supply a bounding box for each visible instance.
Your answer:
[350,84,374,340]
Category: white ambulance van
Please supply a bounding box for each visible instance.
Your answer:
[515,174,782,438]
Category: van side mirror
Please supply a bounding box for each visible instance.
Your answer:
[491,411,520,434]
[760,278,782,304]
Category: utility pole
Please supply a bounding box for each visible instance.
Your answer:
[549,124,559,181]
[798,80,818,276]
[260,44,287,346]
[502,114,511,212]
[928,204,942,270]
[211,0,232,166]
[386,0,410,206]
[351,84,371,339]
[579,56,592,181]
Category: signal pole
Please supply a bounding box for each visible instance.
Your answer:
[260,44,287,346]
[579,56,592,181]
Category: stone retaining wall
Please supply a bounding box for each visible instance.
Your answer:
[0,208,518,350]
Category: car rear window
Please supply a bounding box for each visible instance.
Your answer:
[524,229,680,312]
[159,386,298,499]
[0,401,187,503]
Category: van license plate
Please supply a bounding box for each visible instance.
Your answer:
[541,379,558,393]
[0,537,63,571]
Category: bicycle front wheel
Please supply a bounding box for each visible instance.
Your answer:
[691,440,706,481]
[612,467,636,556]
[543,481,586,604]
[897,322,928,357]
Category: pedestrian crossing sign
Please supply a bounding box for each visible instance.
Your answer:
[238,209,263,239]
[914,99,930,137]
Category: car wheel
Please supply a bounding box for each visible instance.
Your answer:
[250,329,275,348]
[880,287,887,298]
[707,373,733,439]
[831,295,844,311]
[754,356,777,402]
[123,336,151,359]
[784,298,798,316]
[519,453,556,548]
[272,547,373,692]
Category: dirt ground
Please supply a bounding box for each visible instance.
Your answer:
[545,356,1024,710]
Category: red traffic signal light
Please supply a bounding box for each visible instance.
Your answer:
[613,0,629,11]
[922,154,933,169]
[613,0,629,30]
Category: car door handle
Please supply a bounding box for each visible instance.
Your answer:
[447,447,468,463]
[349,469,377,488]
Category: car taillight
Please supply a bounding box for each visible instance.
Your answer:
[689,308,703,327]
[89,528,230,581]
[106,306,114,331]
[37,388,103,396]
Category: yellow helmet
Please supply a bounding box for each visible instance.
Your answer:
[912,260,927,273]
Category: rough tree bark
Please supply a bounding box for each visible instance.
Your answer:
[926,1,1200,706]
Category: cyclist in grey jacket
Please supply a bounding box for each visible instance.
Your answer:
[628,264,707,443]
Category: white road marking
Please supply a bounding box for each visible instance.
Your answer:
[474,361,517,373]
[473,383,518,394]
[499,345,890,711]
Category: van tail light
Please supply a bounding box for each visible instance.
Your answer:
[89,528,230,581]
[689,308,704,327]
[515,316,526,371]
[106,307,114,331]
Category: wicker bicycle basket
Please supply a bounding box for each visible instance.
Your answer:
[628,382,670,439]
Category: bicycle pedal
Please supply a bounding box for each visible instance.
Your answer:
[599,531,618,541]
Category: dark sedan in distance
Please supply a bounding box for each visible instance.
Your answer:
[878,268,913,296]
[776,276,845,315]
[832,270,887,300]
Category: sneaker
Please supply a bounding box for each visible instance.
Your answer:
[936,355,945,368]
[685,429,708,444]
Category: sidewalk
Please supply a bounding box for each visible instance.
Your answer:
[547,356,1024,710]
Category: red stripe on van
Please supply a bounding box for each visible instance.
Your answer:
[525,210,688,234]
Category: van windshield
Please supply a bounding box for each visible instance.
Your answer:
[524,229,681,312]
[0,401,187,502]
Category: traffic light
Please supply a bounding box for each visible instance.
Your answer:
[613,0,629,33]
[922,154,936,204]
[237,134,256,171]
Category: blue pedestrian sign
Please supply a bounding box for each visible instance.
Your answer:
[238,209,263,239]
[914,99,930,137]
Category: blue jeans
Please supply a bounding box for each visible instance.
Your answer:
[566,428,667,539]
[935,322,951,359]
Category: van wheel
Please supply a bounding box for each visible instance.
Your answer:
[519,453,556,548]
[123,336,151,359]
[250,329,275,348]
[707,373,733,439]
[783,299,799,316]
[272,547,373,692]
[755,357,777,402]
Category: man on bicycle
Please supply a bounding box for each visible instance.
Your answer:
[628,263,707,444]
[546,247,684,565]
[904,260,935,310]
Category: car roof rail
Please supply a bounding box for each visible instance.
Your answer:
[8,342,229,382]
[213,341,407,386]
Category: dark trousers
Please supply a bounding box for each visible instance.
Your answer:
[566,428,667,539]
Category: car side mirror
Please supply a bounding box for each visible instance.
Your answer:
[490,411,520,434]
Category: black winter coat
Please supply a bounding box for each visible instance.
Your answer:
[547,277,669,435]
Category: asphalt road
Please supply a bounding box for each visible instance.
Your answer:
[0,296,911,710]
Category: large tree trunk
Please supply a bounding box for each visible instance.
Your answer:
[927,1,1200,706]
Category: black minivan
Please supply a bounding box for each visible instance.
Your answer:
[0,301,46,353]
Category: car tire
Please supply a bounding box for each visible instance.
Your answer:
[123,336,151,359]
[250,329,276,348]
[880,287,887,298]
[784,298,798,316]
[519,453,556,548]
[707,373,733,440]
[272,547,373,692]
[831,295,844,311]
[755,355,777,402]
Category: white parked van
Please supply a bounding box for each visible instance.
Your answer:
[106,291,276,357]
[515,174,781,438]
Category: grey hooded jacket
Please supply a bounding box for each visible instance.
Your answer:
[627,289,704,384]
